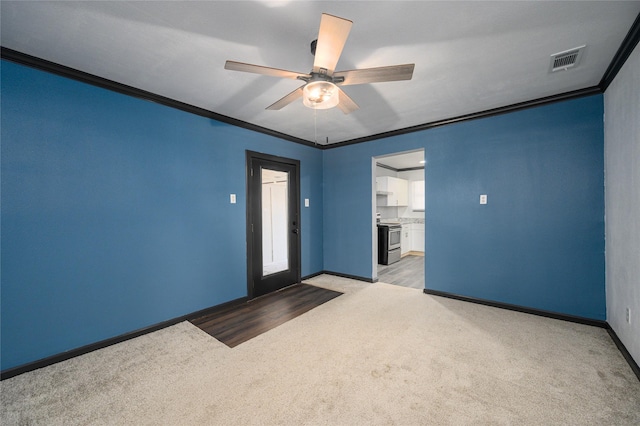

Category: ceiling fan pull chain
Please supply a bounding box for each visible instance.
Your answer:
[314,107,318,145]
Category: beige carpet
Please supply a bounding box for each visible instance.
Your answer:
[2,275,639,425]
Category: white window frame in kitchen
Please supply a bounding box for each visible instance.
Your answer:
[412,180,425,211]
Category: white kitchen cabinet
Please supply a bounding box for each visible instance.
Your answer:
[401,224,411,255]
[376,176,409,206]
[396,179,409,206]
[411,223,425,252]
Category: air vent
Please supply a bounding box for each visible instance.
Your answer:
[549,45,585,73]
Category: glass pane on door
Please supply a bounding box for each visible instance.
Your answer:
[261,168,289,276]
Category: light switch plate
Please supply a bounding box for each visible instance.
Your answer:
[230,194,236,204]
[480,194,487,205]
[305,198,310,207]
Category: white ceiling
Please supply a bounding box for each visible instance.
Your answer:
[2,1,639,146]
[377,150,424,170]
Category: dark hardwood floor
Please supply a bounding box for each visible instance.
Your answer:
[377,254,424,289]
[190,283,342,348]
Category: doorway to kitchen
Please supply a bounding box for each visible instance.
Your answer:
[373,150,425,289]
[246,151,301,299]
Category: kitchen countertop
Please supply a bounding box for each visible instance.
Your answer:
[377,218,424,225]
[387,218,424,224]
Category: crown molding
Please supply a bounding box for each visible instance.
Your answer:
[599,12,640,91]
[323,86,602,149]
[3,5,638,153]
[0,47,315,149]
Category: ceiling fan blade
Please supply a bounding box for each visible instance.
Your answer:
[265,86,305,110]
[225,61,309,80]
[313,14,353,76]
[336,88,359,114]
[334,64,415,86]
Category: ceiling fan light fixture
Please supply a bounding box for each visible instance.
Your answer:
[303,81,339,109]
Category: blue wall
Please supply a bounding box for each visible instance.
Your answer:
[1,60,323,370]
[1,58,605,372]
[323,96,605,320]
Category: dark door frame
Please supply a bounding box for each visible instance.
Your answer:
[245,150,301,300]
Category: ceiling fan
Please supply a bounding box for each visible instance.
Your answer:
[224,13,415,114]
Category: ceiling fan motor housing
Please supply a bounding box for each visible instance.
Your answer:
[297,71,344,85]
